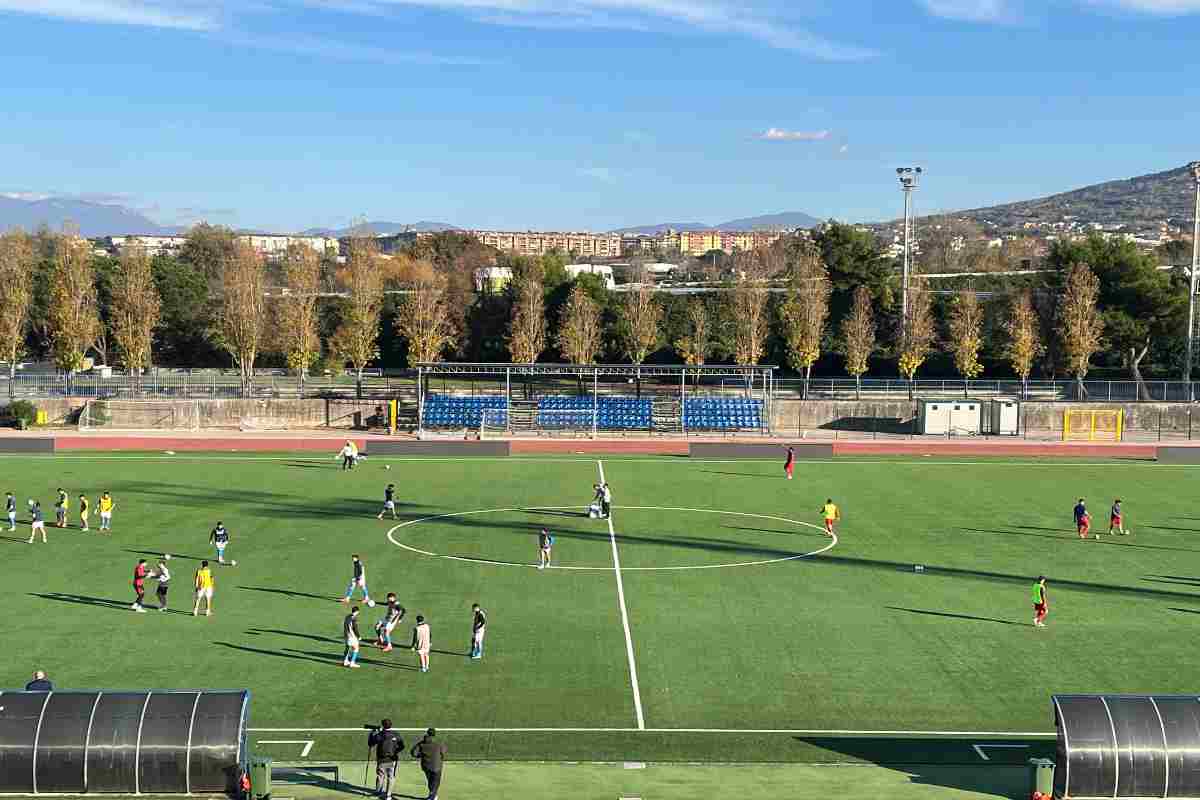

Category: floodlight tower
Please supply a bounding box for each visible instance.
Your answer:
[1185,161,1200,387]
[897,166,923,339]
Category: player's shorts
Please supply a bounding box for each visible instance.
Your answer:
[100,512,112,520]
[196,587,213,600]
[31,521,44,530]
[416,646,430,656]
[541,545,552,553]
[1034,602,1046,614]
[384,501,395,510]
[1111,515,1121,526]
[473,627,485,643]
[56,509,65,518]
[80,511,89,520]
[824,518,835,528]
[346,634,360,648]
[157,584,169,598]
[216,543,226,553]
[8,511,15,520]
[1077,521,1090,533]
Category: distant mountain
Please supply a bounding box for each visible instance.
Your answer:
[0,195,180,237]
[715,211,821,231]
[615,211,820,235]
[299,221,459,237]
[956,164,1199,230]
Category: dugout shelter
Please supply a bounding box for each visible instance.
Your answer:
[0,689,249,795]
[1053,693,1200,799]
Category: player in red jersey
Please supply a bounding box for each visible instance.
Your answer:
[784,446,795,480]
[1074,498,1091,539]
[131,559,149,613]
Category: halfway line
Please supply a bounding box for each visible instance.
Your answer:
[599,459,645,731]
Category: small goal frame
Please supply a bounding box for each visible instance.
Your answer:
[1062,408,1123,442]
[79,399,202,432]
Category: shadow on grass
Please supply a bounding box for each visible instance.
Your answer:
[124,548,205,562]
[0,534,30,544]
[1169,607,1200,615]
[956,527,1200,554]
[29,591,186,614]
[273,766,378,797]
[699,470,775,478]
[795,736,1041,798]
[238,585,337,602]
[215,642,416,670]
[885,606,1020,626]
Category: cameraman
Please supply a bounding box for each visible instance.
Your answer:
[368,719,404,800]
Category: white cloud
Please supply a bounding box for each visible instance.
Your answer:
[0,0,220,30]
[222,31,492,65]
[918,0,1012,21]
[839,144,849,153]
[1086,0,1200,13]
[311,0,878,60]
[760,128,831,141]
[578,166,617,183]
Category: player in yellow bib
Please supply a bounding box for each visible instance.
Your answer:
[193,560,215,617]
[97,492,114,532]
[820,498,840,536]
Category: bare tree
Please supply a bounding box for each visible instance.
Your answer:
[778,247,831,399]
[277,243,322,393]
[110,245,161,393]
[218,241,267,396]
[330,236,384,397]
[675,298,711,386]
[555,283,602,365]
[397,259,454,364]
[731,252,770,390]
[618,263,661,396]
[897,267,935,399]
[947,288,985,394]
[1056,262,1104,400]
[840,286,876,400]
[47,236,101,375]
[920,216,982,273]
[0,231,35,395]
[1003,290,1044,400]
[507,261,546,364]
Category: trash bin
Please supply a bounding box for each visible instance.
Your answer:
[249,755,272,799]
[1028,757,1054,797]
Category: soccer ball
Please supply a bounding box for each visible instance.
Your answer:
[367,599,376,608]
[231,560,237,566]
[164,554,172,561]
[385,465,391,471]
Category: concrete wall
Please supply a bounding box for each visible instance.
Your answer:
[26,398,398,430]
[771,399,1200,437]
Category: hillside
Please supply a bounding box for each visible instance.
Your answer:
[615,211,820,235]
[0,195,180,237]
[958,164,1197,229]
[299,221,459,237]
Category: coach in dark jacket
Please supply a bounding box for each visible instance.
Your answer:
[410,728,447,800]
[25,670,52,691]
[368,719,403,799]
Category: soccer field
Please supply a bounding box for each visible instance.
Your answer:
[1,452,1196,767]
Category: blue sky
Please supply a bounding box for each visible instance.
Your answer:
[1,0,1198,232]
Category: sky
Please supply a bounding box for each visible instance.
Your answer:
[0,0,1198,232]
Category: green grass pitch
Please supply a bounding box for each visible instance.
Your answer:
[1,452,1196,769]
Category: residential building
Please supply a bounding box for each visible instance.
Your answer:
[472,230,622,259]
[240,234,338,257]
[565,263,616,289]
[97,235,188,257]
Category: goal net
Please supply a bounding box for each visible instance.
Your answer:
[1063,409,1123,442]
[79,400,201,432]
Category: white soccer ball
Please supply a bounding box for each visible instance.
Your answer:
[367,599,376,608]
[385,465,391,470]
[164,554,172,560]
[231,560,237,566]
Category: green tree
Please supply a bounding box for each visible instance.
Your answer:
[810,222,894,322]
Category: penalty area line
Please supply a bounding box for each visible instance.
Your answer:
[599,459,645,731]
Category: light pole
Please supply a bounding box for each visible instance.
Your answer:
[897,167,922,341]
[1186,161,1200,388]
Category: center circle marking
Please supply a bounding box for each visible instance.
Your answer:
[386,505,837,572]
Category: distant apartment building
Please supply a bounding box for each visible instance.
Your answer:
[471,230,623,259]
[656,229,787,257]
[98,233,337,259]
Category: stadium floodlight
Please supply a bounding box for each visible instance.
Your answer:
[1185,162,1200,388]
[896,167,923,341]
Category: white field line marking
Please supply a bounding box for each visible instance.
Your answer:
[386,506,836,572]
[247,726,1056,737]
[972,743,1029,761]
[600,460,645,731]
[0,454,1175,467]
[257,739,314,757]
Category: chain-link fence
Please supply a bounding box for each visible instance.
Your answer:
[773,378,1200,403]
[0,370,419,400]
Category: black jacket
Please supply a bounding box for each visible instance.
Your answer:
[410,736,447,772]
[25,679,53,691]
[369,728,404,762]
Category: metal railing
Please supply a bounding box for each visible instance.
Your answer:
[0,370,419,400]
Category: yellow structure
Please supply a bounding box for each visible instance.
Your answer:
[1063,409,1123,441]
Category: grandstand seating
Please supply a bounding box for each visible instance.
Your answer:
[538,395,652,431]
[423,394,507,428]
[682,397,764,431]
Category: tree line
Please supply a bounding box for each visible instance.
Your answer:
[0,222,1187,395]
